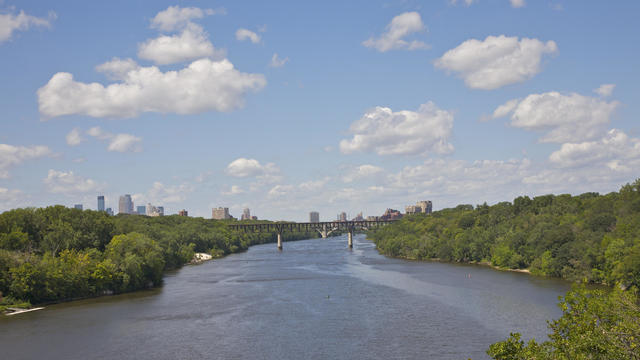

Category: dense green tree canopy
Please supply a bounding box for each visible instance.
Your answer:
[0,207,314,306]
[369,179,640,288]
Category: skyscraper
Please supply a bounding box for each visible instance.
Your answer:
[136,205,146,215]
[241,208,251,220]
[118,194,133,214]
[74,204,83,210]
[309,211,319,223]
[97,195,105,211]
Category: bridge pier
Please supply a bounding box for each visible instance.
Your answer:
[277,232,282,251]
[347,226,354,249]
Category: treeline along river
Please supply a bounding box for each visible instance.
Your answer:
[0,234,571,360]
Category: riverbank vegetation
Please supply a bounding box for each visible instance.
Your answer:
[367,180,640,358]
[0,206,314,308]
[487,285,640,359]
[369,179,640,289]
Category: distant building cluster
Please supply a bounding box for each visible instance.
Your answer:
[146,203,164,217]
[73,196,431,222]
[213,207,256,220]
[405,200,432,215]
[70,195,170,217]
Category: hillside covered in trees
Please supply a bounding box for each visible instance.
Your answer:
[369,179,640,289]
[0,206,314,308]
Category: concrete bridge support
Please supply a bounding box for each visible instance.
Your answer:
[347,226,354,249]
[277,233,282,251]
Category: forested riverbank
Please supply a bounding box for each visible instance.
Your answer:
[369,179,640,289]
[368,180,640,358]
[0,206,314,310]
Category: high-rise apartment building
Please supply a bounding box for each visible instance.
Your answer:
[178,209,188,216]
[97,196,105,212]
[405,200,433,215]
[309,211,319,223]
[74,204,83,210]
[118,194,134,214]
[241,208,251,220]
[136,206,146,215]
[106,208,113,216]
[212,207,231,220]
[338,212,347,221]
[157,206,164,216]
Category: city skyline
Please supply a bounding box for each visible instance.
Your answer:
[1,1,639,222]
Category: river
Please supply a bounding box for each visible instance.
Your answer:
[0,235,571,359]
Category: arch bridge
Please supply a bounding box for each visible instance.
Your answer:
[228,220,397,250]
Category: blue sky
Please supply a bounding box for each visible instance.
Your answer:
[1,0,639,221]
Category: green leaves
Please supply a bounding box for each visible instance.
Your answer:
[488,286,640,360]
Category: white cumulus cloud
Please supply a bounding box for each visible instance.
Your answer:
[0,9,55,43]
[510,0,526,8]
[493,91,619,143]
[222,185,245,196]
[44,170,102,194]
[95,57,139,80]
[226,158,279,178]
[87,127,142,152]
[150,5,222,32]
[107,133,142,152]
[38,58,266,118]
[594,83,616,97]
[0,144,52,178]
[340,101,454,156]
[235,28,261,44]
[269,53,289,68]
[449,0,476,6]
[138,23,225,65]
[549,129,640,170]
[435,35,557,90]
[65,128,84,146]
[342,165,384,183]
[362,12,429,52]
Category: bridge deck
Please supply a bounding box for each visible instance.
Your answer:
[228,220,397,233]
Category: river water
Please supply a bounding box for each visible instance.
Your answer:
[0,235,571,359]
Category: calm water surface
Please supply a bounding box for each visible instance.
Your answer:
[0,235,571,359]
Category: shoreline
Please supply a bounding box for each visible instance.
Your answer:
[377,253,534,275]
[1,237,314,315]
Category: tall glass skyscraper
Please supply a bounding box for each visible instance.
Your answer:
[118,194,133,214]
[97,195,105,211]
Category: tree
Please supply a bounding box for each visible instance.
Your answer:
[487,286,640,360]
[105,233,165,292]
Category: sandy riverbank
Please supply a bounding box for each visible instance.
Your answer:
[189,252,213,264]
